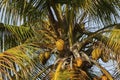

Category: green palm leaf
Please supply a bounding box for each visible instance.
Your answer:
[0,0,47,25]
[0,23,35,50]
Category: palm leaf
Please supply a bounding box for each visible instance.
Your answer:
[54,0,119,26]
[0,23,35,51]
[0,44,52,80]
[0,0,47,25]
[107,29,120,52]
[91,59,113,80]
[0,0,120,80]
[0,44,34,80]
[1,0,120,27]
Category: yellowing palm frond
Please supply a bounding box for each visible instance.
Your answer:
[0,44,40,80]
[50,58,90,80]
[107,29,120,52]
[91,48,102,60]
[52,60,63,80]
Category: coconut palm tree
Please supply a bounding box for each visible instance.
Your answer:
[0,0,120,80]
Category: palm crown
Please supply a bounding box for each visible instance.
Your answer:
[0,0,120,80]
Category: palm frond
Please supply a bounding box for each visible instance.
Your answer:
[107,29,120,53]
[0,23,35,51]
[1,0,120,27]
[0,0,120,80]
[106,28,120,68]
[0,43,52,80]
[49,58,91,80]
[0,0,47,25]
[0,44,34,80]
[113,68,120,80]
[91,59,113,80]
[54,0,120,26]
